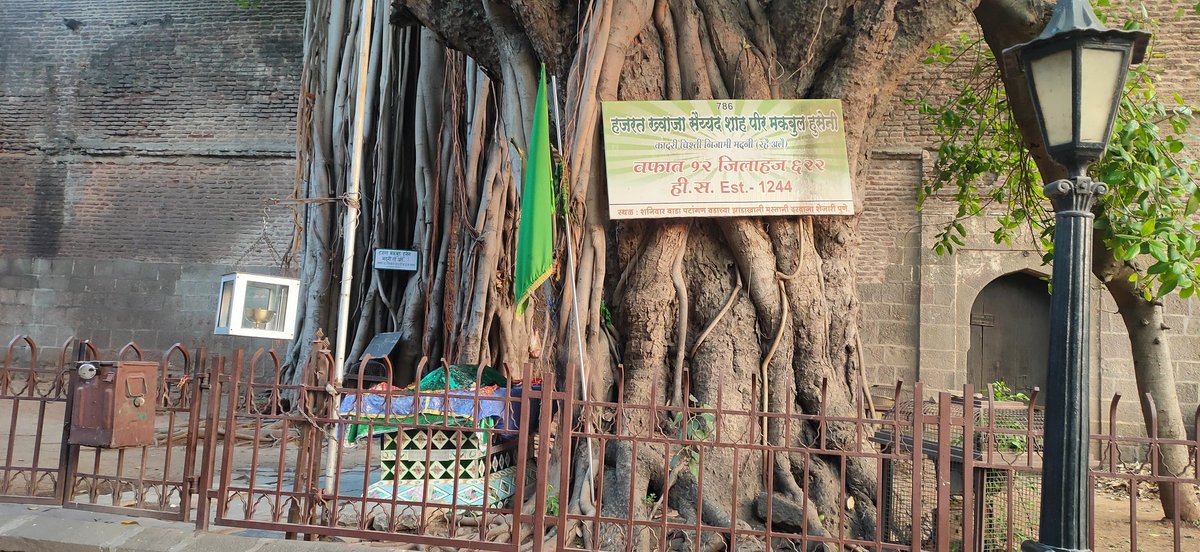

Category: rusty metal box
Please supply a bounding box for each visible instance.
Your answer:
[69,361,158,448]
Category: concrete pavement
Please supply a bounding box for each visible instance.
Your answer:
[0,504,380,552]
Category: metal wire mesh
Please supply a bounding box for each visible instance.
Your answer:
[881,453,938,546]
[980,469,1041,552]
[880,395,1044,551]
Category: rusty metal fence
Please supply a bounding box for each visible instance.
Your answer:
[62,342,209,521]
[1,337,72,505]
[1,336,211,521]
[5,335,1200,551]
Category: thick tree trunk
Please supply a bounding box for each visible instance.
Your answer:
[1095,245,1200,522]
[288,0,1060,546]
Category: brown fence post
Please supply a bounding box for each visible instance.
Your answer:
[58,339,91,507]
[215,350,244,524]
[555,354,577,550]
[961,383,976,552]
[936,391,952,552]
[195,352,224,532]
[532,368,555,552]
[910,381,924,552]
[180,347,204,523]
[510,363,533,547]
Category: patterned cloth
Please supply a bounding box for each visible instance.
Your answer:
[337,365,538,447]
[334,365,533,508]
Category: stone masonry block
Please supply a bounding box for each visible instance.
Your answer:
[920,304,953,326]
[919,326,956,352]
[920,349,957,372]
[919,284,955,307]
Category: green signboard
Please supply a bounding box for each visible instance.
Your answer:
[601,99,853,219]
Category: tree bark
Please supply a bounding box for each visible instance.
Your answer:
[1095,245,1200,521]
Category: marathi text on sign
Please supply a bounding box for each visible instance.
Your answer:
[601,100,854,220]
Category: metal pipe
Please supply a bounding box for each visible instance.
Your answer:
[549,75,596,498]
[327,0,376,495]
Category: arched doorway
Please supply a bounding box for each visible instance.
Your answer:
[968,271,1050,399]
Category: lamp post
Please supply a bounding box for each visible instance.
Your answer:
[1001,1,1149,551]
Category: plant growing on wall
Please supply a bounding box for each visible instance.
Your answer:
[915,2,1200,521]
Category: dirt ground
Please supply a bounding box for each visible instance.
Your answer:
[1092,490,1200,552]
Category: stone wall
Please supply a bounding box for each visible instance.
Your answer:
[858,151,924,386]
[0,0,304,355]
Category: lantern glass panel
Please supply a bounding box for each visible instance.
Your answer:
[1030,48,1075,147]
[243,281,288,332]
[217,279,235,328]
[1079,47,1125,143]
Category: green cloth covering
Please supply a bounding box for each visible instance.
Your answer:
[514,65,556,316]
[339,364,509,447]
[408,364,508,392]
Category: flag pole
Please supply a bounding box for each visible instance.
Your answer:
[549,76,597,501]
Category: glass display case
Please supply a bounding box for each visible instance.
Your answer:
[213,273,300,340]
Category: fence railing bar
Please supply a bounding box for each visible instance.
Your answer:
[961,383,976,552]
[935,391,951,552]
[196,352,221,532]
[909,381,923,552]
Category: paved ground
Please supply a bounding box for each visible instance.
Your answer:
[0,503,378,552]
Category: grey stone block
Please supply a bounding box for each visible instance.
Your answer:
[32,290,57,308]
[110,526,194,552]
[48,258,74,276]
[0,275,38,290]
[9,258,32,276]
[0,516,133,551]
[71,260,94,278]
[114,262,145,279]
[139,263,162,280]
[38,275,69,291]
[92,263,114,278]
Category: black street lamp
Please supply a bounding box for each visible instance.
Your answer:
[1001,1,1149,552]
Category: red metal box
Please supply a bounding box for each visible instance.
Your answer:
[69,361,158,448]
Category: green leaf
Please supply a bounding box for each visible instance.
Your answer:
[1141,218,1156,237]
[1148,241,1170,263]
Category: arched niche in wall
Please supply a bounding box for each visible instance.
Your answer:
[967,270,1050,401]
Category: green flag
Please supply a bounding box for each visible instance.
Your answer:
[514,66,555,316]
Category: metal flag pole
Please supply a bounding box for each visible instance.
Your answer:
[327,0,376,495]
[549,75,597,496]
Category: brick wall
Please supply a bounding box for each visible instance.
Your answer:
[858,151,924,385]
[0,0,304,355]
